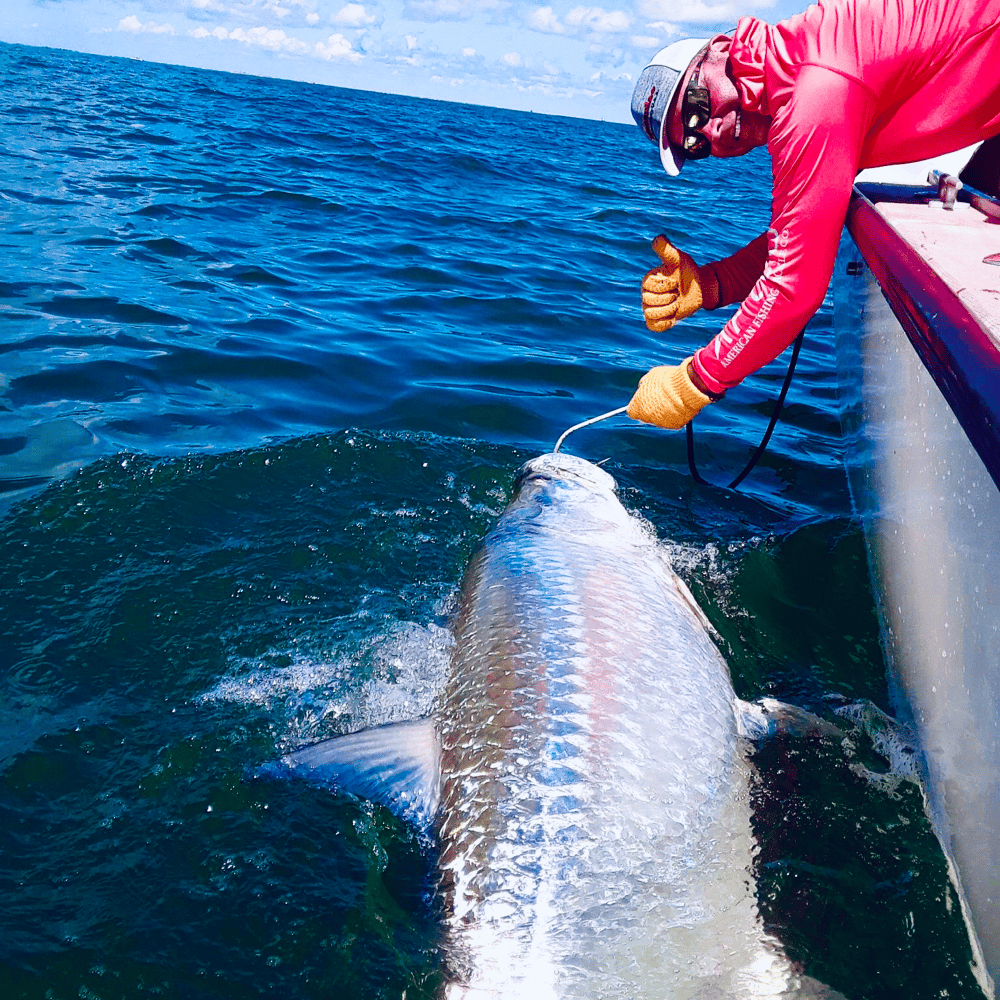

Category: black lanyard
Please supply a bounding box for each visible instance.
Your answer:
[686,327,805,490]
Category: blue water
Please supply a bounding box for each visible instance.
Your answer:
[0,41,984,998]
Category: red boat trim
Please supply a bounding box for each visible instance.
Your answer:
[846,186,1000,492]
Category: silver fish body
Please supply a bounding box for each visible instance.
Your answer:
[279,453,841,999]
[437,453,786,998]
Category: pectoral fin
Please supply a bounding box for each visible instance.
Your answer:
[736,696,925,798]
[736,697,848,744]
[266,717,441,831]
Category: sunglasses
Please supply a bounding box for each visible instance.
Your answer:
[679,57,712,160]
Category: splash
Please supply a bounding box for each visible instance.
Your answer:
[199,619,455,750]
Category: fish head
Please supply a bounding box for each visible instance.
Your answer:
[515,452,618,497]
[506,453,635,535]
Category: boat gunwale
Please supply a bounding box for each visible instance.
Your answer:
[845,184,1000,492]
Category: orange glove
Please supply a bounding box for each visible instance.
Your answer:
[641,236,720,332]
[626,358,713,430]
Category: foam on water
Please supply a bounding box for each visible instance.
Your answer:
[200,619,454,750]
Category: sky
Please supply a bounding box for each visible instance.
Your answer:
[2,0,808,122]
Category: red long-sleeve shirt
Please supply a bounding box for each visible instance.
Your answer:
[691,0,1000,395]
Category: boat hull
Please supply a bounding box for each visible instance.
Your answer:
[835,202,1000,992]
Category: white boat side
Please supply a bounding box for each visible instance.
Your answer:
[834,142,1000,995]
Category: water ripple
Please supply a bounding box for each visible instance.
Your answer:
[2,41,847,524]
[28,296,187,326]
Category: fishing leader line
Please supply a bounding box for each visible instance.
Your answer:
[552,327,804,488]
[553,406,629,453]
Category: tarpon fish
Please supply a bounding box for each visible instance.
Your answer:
[273,453,844,998]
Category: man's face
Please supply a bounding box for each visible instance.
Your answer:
[666,36,771,161]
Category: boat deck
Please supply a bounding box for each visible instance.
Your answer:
[876,200,1000,345]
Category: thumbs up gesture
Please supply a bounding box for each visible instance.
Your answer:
[641,235,719,332]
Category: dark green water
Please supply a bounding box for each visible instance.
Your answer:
[0,41,985,999]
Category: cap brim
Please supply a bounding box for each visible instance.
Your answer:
[654,38,710,176]
[659,126,685,176]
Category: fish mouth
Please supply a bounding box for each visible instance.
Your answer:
[516,452,618,494]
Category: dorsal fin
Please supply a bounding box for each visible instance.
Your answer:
[271,717,441,831]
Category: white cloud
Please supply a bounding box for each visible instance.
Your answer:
[333,3,380,26]
[631,33,663,48]
[316,32,363,60]
[503,51,522,66]
[227,25,311,52]
[589,68,632,81]
[188,25,233,38]
[403,0,506,21]
[271,0,320,13]
[462,46,476,56]
[188,0,322,22]
[510,78,601,100]
[406,34,418,48]
[526,6,564,33]
[430,74,469,86]
[119,14,175,34]
[189,22,332,55]
[526,5,631,36]
[637,0,741,23]
[566,6,631,32]
[645,20,679,33]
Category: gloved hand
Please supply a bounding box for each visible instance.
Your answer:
[626,357,714,430]
[641,236,720,331]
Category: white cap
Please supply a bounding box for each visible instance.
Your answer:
[631,38,711,175]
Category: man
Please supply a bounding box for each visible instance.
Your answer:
[627,0,1000,430]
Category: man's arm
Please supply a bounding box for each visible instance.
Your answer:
[692,66,875,396]
[710,232,769,307]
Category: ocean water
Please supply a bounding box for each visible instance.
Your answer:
[0,41,984,999]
